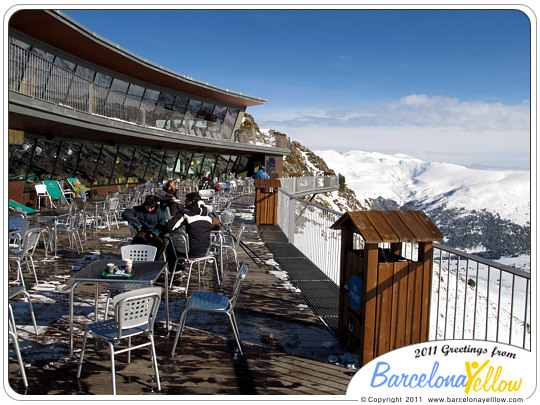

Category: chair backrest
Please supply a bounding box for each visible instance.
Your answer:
[113,287,163,338]
[22,228,41,255]
[220,209,236,226]
[9,218,29,233]
[230,262,248,308]
[9,200,38,214]
[43,180,64,199]
[199,189,215,200]
[121,244,157,261]
[35,184,49,195]
[232,224,246,249]
[170,231,193,260]
[108,197,120,210]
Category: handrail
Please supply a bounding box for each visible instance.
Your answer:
[276,177,531,350]
[8,42,288,149]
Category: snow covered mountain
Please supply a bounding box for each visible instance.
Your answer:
[313,149,531,262]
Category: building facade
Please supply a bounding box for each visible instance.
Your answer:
[8,9,288,204]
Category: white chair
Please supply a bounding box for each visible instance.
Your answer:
[169,231,220,295]
[34,184,54,209]
[8,218,29,249]
[171,262,248,356]
[8,314,28,388]
[56,211,84,254]
[8,228,41,288]
[77,287,163,395]
[104,245,158,319]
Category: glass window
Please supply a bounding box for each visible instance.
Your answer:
[27,137,62,183]
[53,57,76,72]
[94,72,113,88]
[74,65,95,82]
[110,77,129,93]
[187,153,205,179]
[78,143,102,185]
[9,134,37,192]
[175,152,193,179]
[222,108,239,139]
[145,150,165,183]
[112,146,135,184]
[130,148,151,182]
[157,151,178,181]
[92,145,119,185]
[23,48,54,99]
[127,83,145,101]
[53,140,84,181]
[214,154,231,180]
[201,154,217,178]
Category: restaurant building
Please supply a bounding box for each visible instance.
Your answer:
[8,9,289,204]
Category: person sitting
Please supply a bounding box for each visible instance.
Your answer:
[72,179,98,199]
[166,192,213,260]
[121,195,167,260]
[252,165,270,179]
[199,176,214,190]
[156,180,179,216]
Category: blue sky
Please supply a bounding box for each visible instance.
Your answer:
[62,7,532,170]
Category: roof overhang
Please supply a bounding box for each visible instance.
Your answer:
[8,9,266,108]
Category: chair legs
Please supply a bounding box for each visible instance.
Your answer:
[8,329,28,388]
[77,328,161,395]
[171,308,243,356]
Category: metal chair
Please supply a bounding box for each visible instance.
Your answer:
[56,210,84,254]
[8,218,29,249]
[171,262,248,356]
[104,245,158,319]
[169,230,220,295]
[9,286,39,336]
[8,228,41,288]
[8,314,28,388]
[213,223,245,272]
[77,287,163,395]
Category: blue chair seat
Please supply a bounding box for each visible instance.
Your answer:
[188,291,230,311]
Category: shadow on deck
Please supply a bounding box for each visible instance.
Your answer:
[7,195,357,396]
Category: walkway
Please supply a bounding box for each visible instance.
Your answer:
[7,195,357,396]
[258,225,340,333]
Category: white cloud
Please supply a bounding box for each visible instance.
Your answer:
[256,94,531,170]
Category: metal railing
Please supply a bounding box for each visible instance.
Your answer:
[8,42,287,149]
[276,178,531,350]
[279,175,339,196]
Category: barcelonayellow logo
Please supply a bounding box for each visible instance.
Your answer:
[347,340,533,399]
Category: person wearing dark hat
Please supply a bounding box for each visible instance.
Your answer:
[252,165,270,179]
[121,194,167,259]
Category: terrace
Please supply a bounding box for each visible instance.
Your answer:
[8,177,531,396]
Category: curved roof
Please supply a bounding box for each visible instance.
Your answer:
[8,9,266,107]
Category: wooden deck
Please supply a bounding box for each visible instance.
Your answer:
[8,196,356,396]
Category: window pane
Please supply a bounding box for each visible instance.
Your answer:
[201,154,217,178]
[110,78,129,93]
[53,140,83,181]
[74,65,95,82]
[78,143,102,185]
[27,137,61,184]
[223,108,239,139]
[9,134,38,192]
[146,150,165,183]
[94,72,113,88]
[53,57,76,72]
[92,145,119,185]
[112,146,135,184]
[127,83,145,100]
[175,152,193,179]
[130,148,151,182]
[187,153,205,179]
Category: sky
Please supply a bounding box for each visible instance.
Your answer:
[58,6,533,171]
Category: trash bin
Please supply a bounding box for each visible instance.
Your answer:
[254,179,281,225]
[331,210,443,365]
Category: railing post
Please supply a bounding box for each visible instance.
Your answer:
[288,198,295,244]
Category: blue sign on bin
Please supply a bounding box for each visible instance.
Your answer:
[348,275,362,310]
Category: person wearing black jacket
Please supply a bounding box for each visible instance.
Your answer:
[166,192,213,258]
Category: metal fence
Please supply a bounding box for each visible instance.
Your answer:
[276,181,531,350]
[8,42,287,149]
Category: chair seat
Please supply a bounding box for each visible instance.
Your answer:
[88,319,151,341]
[211,240,233,249]
[8,286,26,300]
[188,291,230,311]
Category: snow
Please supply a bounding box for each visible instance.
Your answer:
[315,149,530,227]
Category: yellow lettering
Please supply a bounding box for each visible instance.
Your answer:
[465,361,490,394]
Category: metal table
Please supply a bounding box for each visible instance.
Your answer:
[69,259,169,356]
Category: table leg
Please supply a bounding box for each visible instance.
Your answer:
[94,283,99,321]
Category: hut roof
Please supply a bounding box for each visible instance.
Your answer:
[331,210,443,243]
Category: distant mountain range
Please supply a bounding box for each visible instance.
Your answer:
[314,149,530,263]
